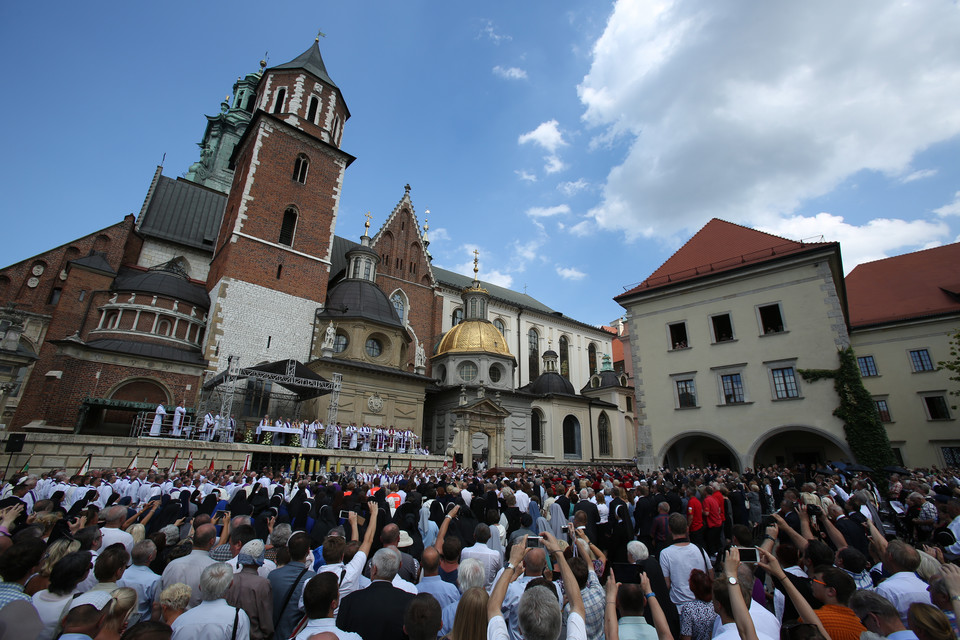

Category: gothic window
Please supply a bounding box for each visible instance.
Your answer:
[559,336,570,379]
[279,208,297,246]
[293,154,309,184]
[528,328,540,378]
[273,88,286,114]
[598,412,612,456]
[307,96,319,123]
[588,343,598,375]
[452,308,463,326]
[493,318,505,335]
[391,292,405,323]
[531,410,544,452]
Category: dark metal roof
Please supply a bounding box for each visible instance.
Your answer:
[112,266,210,309]
[69,252,116,276]
[310,356,437,383]
[433,267,556,315]
[579,370,624,393]
[319,279,403,328]
[520,372,577,397]
[137,176,226,251]
[83,339,207,365]
[272,41,339,89]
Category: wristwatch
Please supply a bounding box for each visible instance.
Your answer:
[727,576,738,585]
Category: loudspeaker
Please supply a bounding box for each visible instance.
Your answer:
[4,434,25,453]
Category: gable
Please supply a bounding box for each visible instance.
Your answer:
[371,188,436,287]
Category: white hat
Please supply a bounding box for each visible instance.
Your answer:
[398,530,414,548]
[70,589,113,611]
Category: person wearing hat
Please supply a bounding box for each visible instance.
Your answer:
[225,539,274,640]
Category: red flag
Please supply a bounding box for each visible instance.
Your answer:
[185,452,194,474]
[77,454,92,476]
[407,459,412,472]
[168,453,179,474]
[150,451,160,473]
[207,458,215,474]
[127,452,139,472]
[240,453,251,476]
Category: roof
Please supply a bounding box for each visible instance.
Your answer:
[432,266,556,314]
[137,176,226,251]
[616,219,835,301]
[845,242,960,327]
[318,279,403,328]
[272,41,339,90]
[112,265,210,309]
[82,339,206,365]
[434,320,514,358]
[69,252,116,277]
[310,356,437,383]
[520,372,576,397]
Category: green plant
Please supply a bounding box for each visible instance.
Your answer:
[937,327,960,409]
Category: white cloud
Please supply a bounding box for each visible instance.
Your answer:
[578,1,960,240]
[544,155,567,174]
[515,170,537,182]
[493,65,527,80]
[518,120,567,154]
[478,20,511,44]
[934,191,960,216]
[569,219,594,236]
[900,168,938,183]
[558,179,590,196]
[757,213,949,273]
[526,204,570,218]
[556,266,587,281]
[427,227,450,242]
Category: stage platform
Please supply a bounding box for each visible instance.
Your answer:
[1,432,445,475]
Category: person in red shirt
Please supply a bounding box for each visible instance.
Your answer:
[702,485,725,558]
[686,486,705,548]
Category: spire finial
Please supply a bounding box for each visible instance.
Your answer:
[472,249,479,280]
[316,29,326,42]
[423,210,430,243]
[404,183,411,195]
[363,212,372,237]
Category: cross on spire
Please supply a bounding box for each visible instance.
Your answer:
[316,29,326,42]
[472,249,480,280]
[363,212,372,237]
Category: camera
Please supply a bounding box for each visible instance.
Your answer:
[805,504,821,516]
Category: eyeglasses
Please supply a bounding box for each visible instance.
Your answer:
[811,578,826,586]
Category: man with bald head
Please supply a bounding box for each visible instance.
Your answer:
[416,546,459,609]
[370,523,420,583]
[161,523,218,608]
[100,505,135,554]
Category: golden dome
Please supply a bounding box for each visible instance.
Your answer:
[435,321,513,358]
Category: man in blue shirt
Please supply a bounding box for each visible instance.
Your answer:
[417,547,460,609]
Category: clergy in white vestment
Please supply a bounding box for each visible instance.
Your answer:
[150,404,167,436]
[172,401,186,436]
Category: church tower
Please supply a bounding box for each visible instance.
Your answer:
[204,39,355,373]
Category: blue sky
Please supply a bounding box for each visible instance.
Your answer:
[3,2,959,327]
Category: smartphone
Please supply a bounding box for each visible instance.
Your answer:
[611,563,644,584]
[526,536,543,548]
[736,546,758,563]
[212,510,225,521]
[761,514,775,527]
[339,510,350,520]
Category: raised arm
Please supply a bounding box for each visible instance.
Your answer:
[489,535,527,619]
[640,572,673,640]
[434,504,458,552]
[359,501,379,558]
[772,512,809,551]
[604,577,621,640]
[723,549,759,640]
[819,509,848,551]
[544,531,584,619]
[757,547,832,640]
[347,511,359,543]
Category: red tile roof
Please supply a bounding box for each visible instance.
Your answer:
[615,219,834,301]
[845,242,960,327]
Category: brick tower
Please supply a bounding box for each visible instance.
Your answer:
[204,39,355,373]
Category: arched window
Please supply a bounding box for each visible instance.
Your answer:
[559,336,570,380]
[493,318,505,335]
[452,308,463,326]
[528,328,540,378]
[293,154,309,183]
[244,93,255,111]
[273,88,286,114]
[531,410,543,452]
[352,258,361,279]
[157,319,172,337]
[562,415,581,458]
[469,298,477,318]
[307,96,319,123]
[279,208,297,246]
[588,343,598,375]
[598,412,612,456]
[391,292,405,323]
[362,258,372,280]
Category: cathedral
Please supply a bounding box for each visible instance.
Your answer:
[0,40,634,468]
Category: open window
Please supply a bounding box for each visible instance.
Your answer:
[668,322,689,350]
[758,304,784,335]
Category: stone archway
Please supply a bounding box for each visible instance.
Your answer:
[449,396,510,467]
[659,431,741,471]
[749,426,852,469]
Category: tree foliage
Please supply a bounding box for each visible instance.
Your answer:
[799,347,895,478]
[937,327,960,409]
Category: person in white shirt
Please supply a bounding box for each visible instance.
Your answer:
[172,401,187,436]
[99,505,135,554]
[150,403,166,436]
[460,523,502,589]
[161,523,218,608]
[873,540,932,622]
[170,562,251,640]
[303,508,379,610]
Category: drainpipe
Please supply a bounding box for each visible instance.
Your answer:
[515,309,523,386]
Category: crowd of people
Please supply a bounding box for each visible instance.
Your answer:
[0,460,958,640]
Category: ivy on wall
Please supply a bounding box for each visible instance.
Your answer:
[799,347,895,480]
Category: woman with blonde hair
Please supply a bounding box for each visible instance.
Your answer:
[908,602,954,640]
[157,582,191,626]
[95,587,137,640]
[445,586,488,640]
[126,523,146,544]
[25,537,80,595]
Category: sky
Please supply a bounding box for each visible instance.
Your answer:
[2,1,960,327]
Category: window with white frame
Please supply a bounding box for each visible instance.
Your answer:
[757,303,785,335]
[909,349,935,372]
[771,366,800,399]
[668,322,689,350]
[710,313,735,343]
[675,378,697,408]
[713,364,748,405]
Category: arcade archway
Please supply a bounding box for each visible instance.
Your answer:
[750,426,851,469]
[660,432,740,471]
